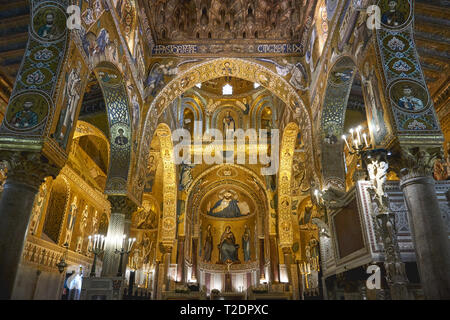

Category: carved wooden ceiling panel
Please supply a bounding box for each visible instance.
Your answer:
[147,0,314,41]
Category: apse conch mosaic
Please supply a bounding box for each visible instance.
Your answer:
[206,189,250,219]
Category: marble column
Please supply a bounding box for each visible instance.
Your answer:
[0,152,59,299]
[176,236,185,283]
[121,213,132,275]
[191,238,198,282]
[397,147,450,299]
[101,196,137,277]
[156,246,172,299]
[259,238,266,282]
[282,247,299,299]
[269,236,279,282]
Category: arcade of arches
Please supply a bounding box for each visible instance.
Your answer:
[0,0,449,300]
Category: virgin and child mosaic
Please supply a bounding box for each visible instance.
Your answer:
[201,224,252,264]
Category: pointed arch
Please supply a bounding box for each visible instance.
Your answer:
[135,58,313,203]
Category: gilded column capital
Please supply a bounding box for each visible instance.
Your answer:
[159,242,173,254]
[390,146,442,182]
[107,195,138,216]
[0,151,60,191]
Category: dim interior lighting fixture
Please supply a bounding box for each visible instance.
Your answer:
[56,243,69,274]
[114,235,136,277]
[88,234,105,277]
[342,125,372,156]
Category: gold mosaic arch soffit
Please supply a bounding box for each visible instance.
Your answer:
[155,123,177,247]
[185,163,267,198]
[73,120,110,153]
[278,122,299,248]
[146,58,309,119]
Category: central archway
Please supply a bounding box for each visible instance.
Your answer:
[134,58,314,201]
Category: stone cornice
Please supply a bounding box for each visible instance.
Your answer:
[60,165,110,210]
[22,234,96,273]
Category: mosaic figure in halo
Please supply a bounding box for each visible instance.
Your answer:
[242,225,251,262]
[202,224,213,263]
[115,128,129,145]
[144,155,156,192]
[37,11,61,40]
[29,183,47,235]
[64,196,78,246]
[131,95,140,131]
[218,226,239,263]
[381,0,406,27]
[223,111,235,134]
[145,62,177,97]
[363,62,387,144]
[398,86,424,111]
[55,63,82,148]
[11,101,38,129]
[94,28,110,55]
[179,161,194,191]
[208,190,242,218]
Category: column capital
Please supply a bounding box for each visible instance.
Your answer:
[0,151,60,190]
[390,146,442,182]
[159,242,173,254]
[107,195,138,216]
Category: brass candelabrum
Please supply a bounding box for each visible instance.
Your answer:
[114,235,136,277]
[342,125,373,157]
[56,243,69,274]
[299,262,311,289]
[88,234,105,277]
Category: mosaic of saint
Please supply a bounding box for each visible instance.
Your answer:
[390,81,429,113]
[379,0,411,28]
[33,6,66,41]
[6,93,49,131]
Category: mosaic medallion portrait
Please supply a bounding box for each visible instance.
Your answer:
[378,0,411,29]
[389,80,429,113]
[5,92,49,131]
[32,6,66,41]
